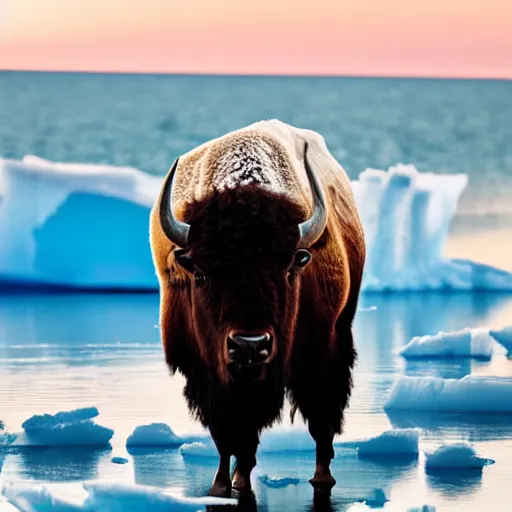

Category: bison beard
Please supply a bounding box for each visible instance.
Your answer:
[158,185,360,498]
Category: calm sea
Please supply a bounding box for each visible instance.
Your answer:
[1,71,511,267]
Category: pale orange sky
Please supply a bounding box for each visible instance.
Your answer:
[1,0,511,78]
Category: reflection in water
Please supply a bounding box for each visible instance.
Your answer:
[2,447,110,482]
[387,411,512,443]
[426,468,483,499]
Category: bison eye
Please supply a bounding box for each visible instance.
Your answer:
[175,249,195,273]
[194,271,207,287]
[293,249,312,268]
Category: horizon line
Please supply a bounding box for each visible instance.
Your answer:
[1,68,511,82]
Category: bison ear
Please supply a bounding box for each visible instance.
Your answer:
[174,248,195,273]
[293,249,312,268]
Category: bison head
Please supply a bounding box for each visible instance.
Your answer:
[159,143,327,381]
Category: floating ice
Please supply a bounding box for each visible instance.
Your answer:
[489,326,512,355]
[126,423,183,448]
[356,428,420,457]
[399,328,494,360]
[384,375,512,413]
[0,480,236,511]
[351,163,512,291]
[258,475,301,488]
[425,443,494,470]
[0,156,161,290]
[1,155,512,292]
[9,407,113,448]
[111,457,129,465]
[180,427,315,459]
[407,506,436,512]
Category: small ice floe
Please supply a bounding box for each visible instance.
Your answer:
[425,443,494,471]
[355,428,420,458]
[9,407,113,448]
[258,475,301,488]
[407,506,436,512]
[126,423,183,448]
[111,457,129,465]
[179,441,216,458]
[489,326,512,356]
[384,375,512,413]
[399,328,494,360]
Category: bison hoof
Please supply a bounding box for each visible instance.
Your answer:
[209,471,232,498]
[232,471,252,495]
[309,472,336,491]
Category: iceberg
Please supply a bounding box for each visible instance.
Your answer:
[6,407,114,448]
[399,328,495,360]
[1,156,512,291]
[384,375,512,413]
[425,443,494,470]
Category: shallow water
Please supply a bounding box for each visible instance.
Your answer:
[1,290,512,511]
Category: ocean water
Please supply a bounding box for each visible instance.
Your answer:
[1,72,512,511]
[2,71,511,272]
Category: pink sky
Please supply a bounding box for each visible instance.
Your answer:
[1,0,511,78]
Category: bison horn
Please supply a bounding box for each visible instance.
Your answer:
[159,157,191,248]
[297,142,328,248]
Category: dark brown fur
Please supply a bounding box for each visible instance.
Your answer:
[150,181,365,497]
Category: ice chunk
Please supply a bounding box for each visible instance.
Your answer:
[83,481,236,510]
[356,428,419,457]
[425,443,494,470]
[111,457,129,465]
[179,441,217,458]
[0,480,236,511]
[126,423,183,448]
[258,475,301,488]
[489,326,512,355]
[399,328,494,360]
[1,155,512,292]
[384,375,512,412]
[21,407,99,431]
[10,407,113,448]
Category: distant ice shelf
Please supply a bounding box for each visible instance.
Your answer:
[1,155,512,291]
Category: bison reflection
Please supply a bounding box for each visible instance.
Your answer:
[150,120,366,497]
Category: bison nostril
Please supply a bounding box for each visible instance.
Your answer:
[227,332,273,365]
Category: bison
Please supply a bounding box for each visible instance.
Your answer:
[149,119,366,497]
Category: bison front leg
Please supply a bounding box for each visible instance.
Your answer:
[231,429,259,495]
[208,424,233,497]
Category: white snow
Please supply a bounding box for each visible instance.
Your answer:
[1,155,512,291]
[384,375,512,413]
[125,423,183,448]
[425,443,494,470]
[399,328,495,360]
[0,480,236,511]
[356,428,420,457]
[489,326,512,355]
[6,407,113,448]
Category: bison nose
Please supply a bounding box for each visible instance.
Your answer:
[227,332,272,365]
